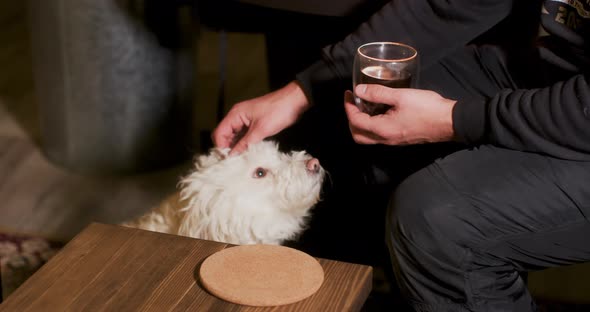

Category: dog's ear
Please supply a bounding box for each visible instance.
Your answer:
[210,147,229,160]
[194,147,229,169]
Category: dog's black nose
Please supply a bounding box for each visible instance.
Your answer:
[306,158,321,174]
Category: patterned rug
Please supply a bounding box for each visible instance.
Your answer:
[0,232,63,301]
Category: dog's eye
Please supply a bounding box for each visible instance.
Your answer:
[253,167,267,178]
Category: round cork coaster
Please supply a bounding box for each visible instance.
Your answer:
[199,244,324,307]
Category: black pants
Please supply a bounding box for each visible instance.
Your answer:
[382,45,590,311]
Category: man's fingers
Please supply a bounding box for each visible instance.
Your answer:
[212,112,240,148]
[344,90,373,131]
[228,139,248,156]
[349,122,384,144]
[355,84,401,106]
[228,129,264,156]
[212,109,252,148]
[212,126,232,149]
[350,130,379,145]
[343,90,361,115]
[344,90,383,145]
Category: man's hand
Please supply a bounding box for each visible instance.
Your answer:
[344,84,456,145]
[212,81,310,155]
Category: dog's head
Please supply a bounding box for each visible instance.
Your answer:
[177,140,325,245]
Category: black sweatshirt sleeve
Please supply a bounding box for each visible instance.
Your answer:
[296,0,514,103]
[453,74,590,160]
[295,0,590,160]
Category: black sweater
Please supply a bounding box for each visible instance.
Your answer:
[296,0,590,161]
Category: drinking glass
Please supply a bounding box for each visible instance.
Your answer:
[353,42,418,116]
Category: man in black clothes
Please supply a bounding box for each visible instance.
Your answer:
[212,1,590,311]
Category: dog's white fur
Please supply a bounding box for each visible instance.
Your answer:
[123,141,325,245]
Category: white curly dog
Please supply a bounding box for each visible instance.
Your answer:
[123,140,325,245]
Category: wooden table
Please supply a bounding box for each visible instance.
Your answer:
[0,223,372,311]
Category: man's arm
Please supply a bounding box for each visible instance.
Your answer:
[238,0,371,16]
[296,0,514,105]
[454,74,590,160]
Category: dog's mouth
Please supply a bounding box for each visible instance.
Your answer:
[308,167,327,195]
[306,166,326,189]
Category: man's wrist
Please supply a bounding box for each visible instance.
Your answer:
[286,80,311,112]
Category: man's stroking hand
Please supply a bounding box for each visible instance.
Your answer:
[344,84,456,145]
[212,81,310,155]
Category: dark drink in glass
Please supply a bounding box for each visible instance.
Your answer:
[353,42,418,116]
[358,66,413,115]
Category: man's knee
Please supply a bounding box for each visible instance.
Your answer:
[387,167,475,260]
